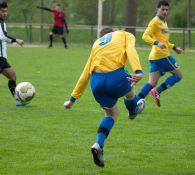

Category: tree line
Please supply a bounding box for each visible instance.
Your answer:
[6,0,195,28]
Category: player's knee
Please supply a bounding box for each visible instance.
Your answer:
[125,93,134,100]
[5,69,16,81]
[174,73,182,82]
[9,75,16,81]
[149,81,157,87]
[110,108,119,118]
[105,107,119,119]
[125,89,134,100]
[11,71,16,80]
[178,74,183,80]
[111,111,119,119]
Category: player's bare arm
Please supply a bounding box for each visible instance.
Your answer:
[157,42,166,49]
[127,73,143,85]
[16,39,24,46]
[174,47,183,54]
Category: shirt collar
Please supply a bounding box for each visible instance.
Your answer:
[156,14,166,23]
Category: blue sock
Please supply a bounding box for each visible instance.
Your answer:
[124,95,139,111]
[97,116,115,149]
[157,75,181,94]
[138,83,153,98]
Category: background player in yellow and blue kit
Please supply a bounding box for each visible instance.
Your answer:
[138,0,183,107]
[64,28,145,167]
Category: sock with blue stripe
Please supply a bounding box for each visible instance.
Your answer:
[157,75,181,94]
[96,116,115,149]
[138,83,153,99]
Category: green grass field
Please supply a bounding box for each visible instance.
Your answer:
[0,44,195,175]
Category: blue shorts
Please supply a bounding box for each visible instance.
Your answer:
[149,56,179,75]
[90,68,132,108]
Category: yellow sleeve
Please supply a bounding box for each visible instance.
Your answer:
[125,33,142,73]
[142,20,158,45]
[71,52,93,99]
[167,42,174,49]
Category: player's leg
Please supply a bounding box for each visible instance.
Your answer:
[56,26,67,48]
[0,58,17,102]
[156,68,182,94]
[2,67,29,106]
[154,56,182,102]
[124,87,146,119]
[90,71,120,167]
[138,59,162,107]
[2,67,16,96]
[138,59,161,99]
[148,72,162,107]
[48,31,53,48]
[138,71,161,98]
[60,35,67,48]
[96,105,118,149]
[91,105,118,167]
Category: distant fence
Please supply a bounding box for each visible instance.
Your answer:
[7,23,195,50]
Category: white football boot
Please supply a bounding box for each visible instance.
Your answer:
[14,94,29,106]
[91,143,104,167]
[137,98,146,114]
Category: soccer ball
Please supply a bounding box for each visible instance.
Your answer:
[15,82,36,102]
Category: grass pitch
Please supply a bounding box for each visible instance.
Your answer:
[0,44,195,175]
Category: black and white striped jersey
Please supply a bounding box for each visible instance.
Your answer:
[0,19,16,58]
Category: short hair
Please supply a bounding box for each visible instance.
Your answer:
[99,27,114,37]
[157,0,169,8]
[0,1,8,9]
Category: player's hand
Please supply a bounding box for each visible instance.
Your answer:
[127,73,143,85]
[16,39,24,46]
[157,42,166,49]
[174,47,183,54]
[64,100,73,109]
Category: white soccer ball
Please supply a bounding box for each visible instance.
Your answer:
[15,82,36,102]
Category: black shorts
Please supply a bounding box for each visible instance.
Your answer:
[0,57,11,73]
[52,26,64,35]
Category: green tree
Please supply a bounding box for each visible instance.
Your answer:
[69,0,98,25]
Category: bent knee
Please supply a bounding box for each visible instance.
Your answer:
[148,81,157,87]
[125,93,134,100]
[178,74,183,80]
[125,89,135,100]
[110,110,119,118]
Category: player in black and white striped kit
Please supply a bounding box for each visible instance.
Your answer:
[0,2,26,106]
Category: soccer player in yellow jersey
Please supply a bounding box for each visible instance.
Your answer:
[64,28,145,167]
[138,0,183,107]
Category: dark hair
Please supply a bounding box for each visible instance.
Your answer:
[157,0,169,8]
[99,27,114,37]
[0,1,8,9]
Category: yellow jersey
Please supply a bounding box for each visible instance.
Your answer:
[71,31,142,99]
[142,16,175,60]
